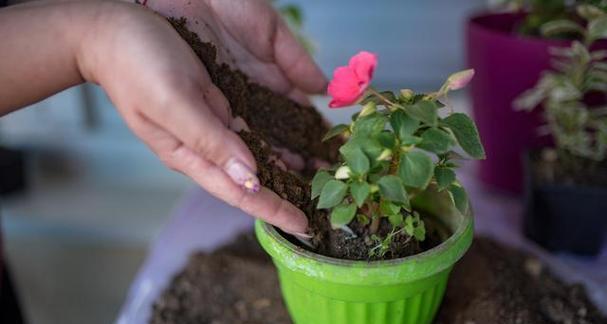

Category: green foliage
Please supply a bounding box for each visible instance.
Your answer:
[322,124,349,142]
[516,10,607,162]
[312,68,484,257]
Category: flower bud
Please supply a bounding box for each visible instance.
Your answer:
[335,165,352,179]
[376,148,393,161]
[445,69,475,91]
[399,89,414,101]
[359,101,376,117]
[369,184,379,193]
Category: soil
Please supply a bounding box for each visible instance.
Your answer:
[167,18,440,260]
[531,149,607,188]
[151,234,607,324]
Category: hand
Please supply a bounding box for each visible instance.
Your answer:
[79,1,324,235]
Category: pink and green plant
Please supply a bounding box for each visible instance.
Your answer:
[312,52,485,258]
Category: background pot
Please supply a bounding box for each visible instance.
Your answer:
[523,153,607,256]
[256,188,473,324]
[467,12,571,194]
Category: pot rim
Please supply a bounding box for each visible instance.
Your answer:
[467,11,572,46]
[255,201,474,284]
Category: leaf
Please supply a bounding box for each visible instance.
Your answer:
[449,184,468,215]
[388,213,404,226]
[589,16,607,42]
[311,171,332,199]
[340,146,370,174]
[317,180,348,209]
[413,223,426,241]
[352,114,386,136]
[418,128,454,154]
[361,91,396,105]
[356,213,370,225]
[404,100,438,127]
[345,136,383,161]
[322,124,349,142]
[540,20,583,38]
[330,203,357,229]
[390,110,419,139]
[377,175,408,203]
[350,181,370,208]
[380,200,401,216]
[442,113,486,159]
[377,131,396,148]
[400,135,423,146]
[434,167,456,191]
[399,151,435,189]
[577,4,605,21]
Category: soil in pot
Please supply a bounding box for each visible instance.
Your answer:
[151,233,607,324]
[168,18,443,261]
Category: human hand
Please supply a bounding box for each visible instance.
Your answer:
[79,1,320,235]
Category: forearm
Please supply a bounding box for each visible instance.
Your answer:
[0,1,111,115]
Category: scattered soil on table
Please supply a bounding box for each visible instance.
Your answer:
[168,17,440,261]
[151,234,606,324]
[531,149,607,188]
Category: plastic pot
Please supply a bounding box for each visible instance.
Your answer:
[523,153,607,256]
[255,188,473,324]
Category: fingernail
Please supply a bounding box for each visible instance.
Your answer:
[225,158,260,193]
[283,229,313,239]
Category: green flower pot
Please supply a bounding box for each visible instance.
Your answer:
[255,187,474,324]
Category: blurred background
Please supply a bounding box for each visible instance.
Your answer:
[1,0,576,323]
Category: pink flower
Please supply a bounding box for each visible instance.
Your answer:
[328,51,378,108]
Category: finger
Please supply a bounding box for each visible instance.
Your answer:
[128,113,308,233]
[209,0,326,94]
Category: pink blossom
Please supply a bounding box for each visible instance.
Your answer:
[327,51,378,108]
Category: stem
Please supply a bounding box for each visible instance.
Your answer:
[369,216,381,234]
[368,88,395,106]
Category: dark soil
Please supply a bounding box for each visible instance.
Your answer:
[168,17,438,261]
[151,234,607,324]
[531,149,607,188]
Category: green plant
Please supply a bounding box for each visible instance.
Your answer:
[516,4,607,162]
[312,52,484,259]
[500,0,607,37]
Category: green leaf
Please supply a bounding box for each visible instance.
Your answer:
[413,222,426,241]
[350,181,370,208]
[311,171,332,199]
[442,113,486,159]
[418,128,454,154]
[540,20,583,38]
[400,135,423,146]
[577,4,605,21]
[377,175,408,203]
[449,183,468,215]
[361,91,396,105]
[377,131,396,148]
[345,137,383,161]
[322,124,349,142]
[330,203,357,228]
[340,146,370,174]
[380,200,401,216]
[589,16,607,42]
[434,167,456,191]
[317,180,348,209]
[356,213,370,225]
[404,100,438,127]
[352,114,386,136]
[399,151,435,189]
[388,213,404,226]
[390,110,419,139]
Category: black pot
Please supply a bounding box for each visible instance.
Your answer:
[0,147,26,196]
[523,153,607,256]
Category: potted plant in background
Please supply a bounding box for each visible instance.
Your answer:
[516,6,607,255]
[467,0,607,193]
[256,52,485,324]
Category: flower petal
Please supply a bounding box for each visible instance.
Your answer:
[328,66,364,108]
[348,51,377,84]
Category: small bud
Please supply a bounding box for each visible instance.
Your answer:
[359,102,376,117]
[445,69,474,91]
[369,184,379,193]
[335,165,352,179]
[376,148,393,161]
[399,89,414,101]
